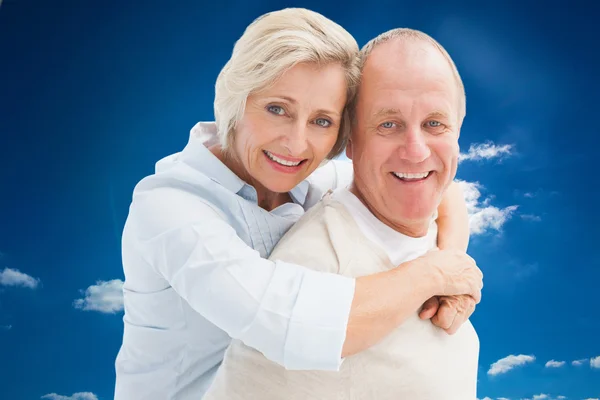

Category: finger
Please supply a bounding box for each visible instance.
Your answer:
[464,297,477,318]
[456,250,476,266]
[464,253,477,265]
[446,297,476,335]
[432,300,458,330]
[471,289,482,304]
[445,311,466,335]
[419,297,440,319]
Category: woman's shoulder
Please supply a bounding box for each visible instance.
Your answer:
[126,159,245,239]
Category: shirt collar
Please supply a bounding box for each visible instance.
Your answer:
[179,121,309,206]
[332,188,437,254]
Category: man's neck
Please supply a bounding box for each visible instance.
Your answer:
[348,181,429,238]
[209,144,291,211]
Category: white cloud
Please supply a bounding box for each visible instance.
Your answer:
[524,396,567,400]
[458,180,518,235]
[480,397,493,400]
[459,141,514,162]
[487,354,535,376]
[583,398,599,400]
[497,398,511,400]
[591,356,600,369]
[524,192,535,198]
[0,268,40,289]
[1,324,12,331]
[520,214,542,222]
[41,393,98,400]
[73,279,124,314]
[572,358,588,366]
[544,360,566,368]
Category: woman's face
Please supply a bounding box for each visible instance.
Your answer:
[233,62,348,194]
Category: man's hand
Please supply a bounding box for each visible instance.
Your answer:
[419,295,476,335]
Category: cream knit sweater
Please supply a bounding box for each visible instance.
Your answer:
[203,191,479,400]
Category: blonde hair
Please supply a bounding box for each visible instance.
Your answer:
[351,28,466,124]
[214,8,360,159]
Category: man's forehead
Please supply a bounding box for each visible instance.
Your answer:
[364,39,453,79]
[359,39,457,101]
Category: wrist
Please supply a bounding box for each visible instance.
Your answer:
[399,258,441,301]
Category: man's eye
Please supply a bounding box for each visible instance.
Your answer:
[381,122,396,129]
[267,105,286,115]
[427,120,442,127]
[315,118,332,127]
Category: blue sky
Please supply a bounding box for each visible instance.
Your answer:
[0,1,598,399]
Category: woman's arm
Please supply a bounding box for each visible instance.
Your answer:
[421,180,478,334]
[343,248,481,356]
[128,185,481,369]
[128,187,356,371]
[435,180,470,252]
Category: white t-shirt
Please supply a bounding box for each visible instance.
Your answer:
[203,188,480,400]
[331,187,439,266]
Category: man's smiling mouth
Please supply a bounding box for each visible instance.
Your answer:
[391,171,432,182]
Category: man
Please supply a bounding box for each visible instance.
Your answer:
[202,28,480,400]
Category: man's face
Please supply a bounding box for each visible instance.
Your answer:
[347,39,461,236]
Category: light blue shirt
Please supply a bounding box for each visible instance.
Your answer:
[114,122,356,400]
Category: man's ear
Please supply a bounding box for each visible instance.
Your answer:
[345,139,353,160]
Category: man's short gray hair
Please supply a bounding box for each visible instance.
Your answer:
[350,28,466,124]
[214,8,360,159]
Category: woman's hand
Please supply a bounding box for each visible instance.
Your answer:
[414,248,483,303]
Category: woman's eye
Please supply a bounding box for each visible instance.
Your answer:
[381,122,396,129]
[267,105,286,115]
[315,118,332,127]
[427,120,442,127]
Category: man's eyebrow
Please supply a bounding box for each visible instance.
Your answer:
[373,108,403,118]
[427,111,451,120]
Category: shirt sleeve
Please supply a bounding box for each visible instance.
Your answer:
[127,187,356,371]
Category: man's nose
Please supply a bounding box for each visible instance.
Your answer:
[397,128,431,163]
[283,123,309,155]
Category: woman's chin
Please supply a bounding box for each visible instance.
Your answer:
[263,179,302,194]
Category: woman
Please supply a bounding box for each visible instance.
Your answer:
[114,8,480,400]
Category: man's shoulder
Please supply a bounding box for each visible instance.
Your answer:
[282,191,355,238]
[304,160,353,209]
[268,193,358,273]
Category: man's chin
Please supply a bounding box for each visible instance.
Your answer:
[393,206,439,229]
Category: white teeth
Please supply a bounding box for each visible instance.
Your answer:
[393,171,430,180]
[264,151,302,167]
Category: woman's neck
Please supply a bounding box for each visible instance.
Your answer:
[209,145,292,211]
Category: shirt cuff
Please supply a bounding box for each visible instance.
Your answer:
[282,267,356,371]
